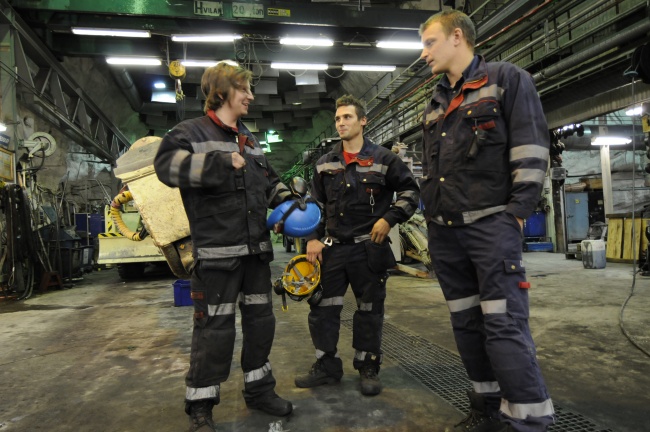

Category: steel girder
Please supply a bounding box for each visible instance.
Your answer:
[0,0,131,163]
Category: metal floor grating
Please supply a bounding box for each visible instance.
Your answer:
[341,304,614,432]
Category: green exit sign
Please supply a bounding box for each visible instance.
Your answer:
[232,2,264,18]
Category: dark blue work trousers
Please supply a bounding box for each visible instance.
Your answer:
[186,255,277,405]
[307,241,389,375]
[428,211,554,432]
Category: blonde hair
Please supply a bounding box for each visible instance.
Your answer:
[201,63,252,113]
[419,9,476,49]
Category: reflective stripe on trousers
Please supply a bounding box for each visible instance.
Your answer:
[428,212,554,431]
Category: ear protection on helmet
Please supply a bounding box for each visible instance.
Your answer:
[273,254,322,310]
[267,198,321,238]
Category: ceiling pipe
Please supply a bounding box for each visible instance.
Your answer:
[109,67,144,112]
[533,18,650,84]
[480,0,588,60]
[487,0,613,63]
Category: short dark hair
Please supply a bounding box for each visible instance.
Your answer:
[335,94,367,120]
[201,63,252,113]
[419,9,476,49]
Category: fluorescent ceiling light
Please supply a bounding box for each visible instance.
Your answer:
[271,62,328,70]
[377,41,423,50]
[106,57,161,66]
[72,27,151,38]
[151,91,177,104]
[0,123,6,132]
[154,82,166,89]
[280,37,334,46]
[343,64,396,72]
[592,136,631,146]
[625,107,642,116]
[171,34,241,43]
[181,59,239,67]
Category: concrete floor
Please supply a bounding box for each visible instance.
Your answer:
[1,245,649,432]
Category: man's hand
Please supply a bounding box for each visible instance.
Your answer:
[306,239,325,264]
[370,218,391,244]
[231,152,246,169]
[516,216,524,231]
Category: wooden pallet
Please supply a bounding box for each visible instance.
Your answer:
[605,214,649,263]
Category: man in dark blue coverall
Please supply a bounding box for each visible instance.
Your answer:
[294,94,420,396]
[155,63,293,432]
[419,10,554,432]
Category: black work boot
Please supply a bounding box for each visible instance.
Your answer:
[454,390,502,432]
[185,400,216,432]
[295,359,342,388]
[245,391,293,416]
[358,361,382,396]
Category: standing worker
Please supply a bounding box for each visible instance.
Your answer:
[295,94,420,396]
[419,10,554,432]
[154,63,293,432]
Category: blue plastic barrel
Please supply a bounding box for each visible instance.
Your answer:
[523,211,546,237]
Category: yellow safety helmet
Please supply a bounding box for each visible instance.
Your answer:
[273,255,322,310]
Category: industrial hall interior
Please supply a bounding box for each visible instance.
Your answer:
[2,0,650,431]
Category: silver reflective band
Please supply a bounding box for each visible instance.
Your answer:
[432,206,507,226]
[460,84,503,107]
[315,349,340,359]
[481,299,507,315]
[471,380,501,394]
[510,144,549,162]
[359,302,373,311]
[192,140,238,154]
[198,245,249,259]
[512,168,545,184]
[240,293,272,305]
[317,161,345,173]
[500,398,555,419]
[186,385,219,401]
[355,351,368,361]
[318,296,344,307]
[208,303,236,316]
[462,205,507,224]
[356,164,388,174]
[244,362,272,383]
[169,149,191,185]
[189,153,206,187]
[447,295,480,313]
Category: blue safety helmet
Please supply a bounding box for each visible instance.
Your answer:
[267,199,321,237]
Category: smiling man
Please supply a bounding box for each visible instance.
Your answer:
[154,63,293,432]
[419,10,553,432]
[294,94,420,396]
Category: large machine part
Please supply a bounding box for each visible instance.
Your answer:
[111,137,192,279]
[96,202,167,279]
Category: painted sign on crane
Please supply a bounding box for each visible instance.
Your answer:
[194,1,223,17]
[232,2,264,18]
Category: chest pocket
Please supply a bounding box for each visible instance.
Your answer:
[321,169,345,196]
[462,101,506,152]
[353,170,386,214]
[461,101,508,172]
[251,155,269,176]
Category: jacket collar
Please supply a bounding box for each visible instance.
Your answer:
[332,136,375,161]
[437,55,486,91]
[206,110,256,150]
